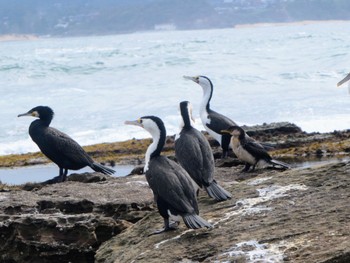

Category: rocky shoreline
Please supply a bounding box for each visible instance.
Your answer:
[0,122,350,262]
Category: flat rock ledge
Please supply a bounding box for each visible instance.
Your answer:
[1,160,349,263]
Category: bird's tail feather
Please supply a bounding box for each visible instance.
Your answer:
[183,214,212,229]
[205,180,232,201]
[91,162,115,175]
[270,159,290,169]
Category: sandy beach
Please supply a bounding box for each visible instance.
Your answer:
[234,19,350,29]
[0,34,38,42]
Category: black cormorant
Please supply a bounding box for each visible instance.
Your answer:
[337,72,350,87]
[125,116,212,234]
[221,125,290,172]
[175,101,231,201]
[18,106,115,183]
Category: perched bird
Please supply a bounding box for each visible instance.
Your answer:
[184,75,273,158]
[18,106,115,183]
[221,125,290,172]
[125,116,212,234]
[175,101,231,201]
[337,72,350,87]
[183,75,236,158]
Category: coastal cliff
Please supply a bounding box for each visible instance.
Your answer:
[0,122,349,263]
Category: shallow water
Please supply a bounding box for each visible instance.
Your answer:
[0,164,134,185]
[1,156,348,185]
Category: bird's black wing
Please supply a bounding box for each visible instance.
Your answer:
[146,156,198,214]
[175,129,215,186]
[195,129,215,183]
[39,127,93,168]
[206,109,237,134]
[242,138,272,162]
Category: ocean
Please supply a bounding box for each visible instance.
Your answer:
[1,21,350,156]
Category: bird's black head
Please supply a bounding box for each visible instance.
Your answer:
[125,115,166,158]
[179,101,195,129]
[183,75,213,87]
[199,75,213,86]
[18,106,54,125]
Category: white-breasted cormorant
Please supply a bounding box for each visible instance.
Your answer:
[337,72,350,87]
[18,106,115,183]
[175,101,231,201]
[125,116,212,234]
[184,75,273,158]
[221,125,290,172]
[183,75,241,158]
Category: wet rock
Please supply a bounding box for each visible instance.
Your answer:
[68,172,110,183]
[0,174,153,263]
[243,122,302,136]
[1,122,350,263]
[95,162,350,263]
[1,162,349,263]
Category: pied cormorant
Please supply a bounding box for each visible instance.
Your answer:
[18,106,115,183]
[221,125,290,172]
[184,75,273,158]
[125,115,212,234]
[175,101,231,201]
[183,75,242,158]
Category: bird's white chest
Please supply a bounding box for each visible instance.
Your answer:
[200,112,222,144]
[231,138,256,165]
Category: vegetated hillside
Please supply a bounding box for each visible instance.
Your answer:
[0,0,350,36]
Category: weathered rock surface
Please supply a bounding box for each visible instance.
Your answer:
[1,122,350,263]
[95,162,350,263]
[0,175,154,263]
[1,161,349,263]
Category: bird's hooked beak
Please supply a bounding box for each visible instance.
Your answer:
[17,111,39,118]
[337,73,350,87]
[220,129,231,134]
[183,75,199,83]
[124,119,143,128]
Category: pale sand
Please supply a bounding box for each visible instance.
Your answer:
[234,19,350,29]
[0,34,38,42]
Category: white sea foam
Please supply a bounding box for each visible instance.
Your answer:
[1,23,350,155]
[216,240,284,263]
[213,183,308,225]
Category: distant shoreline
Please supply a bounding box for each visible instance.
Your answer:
[0,34,38,42]
[234,19,350,29]
[0,20,349,41]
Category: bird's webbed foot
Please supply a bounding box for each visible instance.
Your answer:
[241,163,251,173]
[221,150,229,159]
[43,174,66,185]
[148,220,179,236]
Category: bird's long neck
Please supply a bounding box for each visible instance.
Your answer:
[144,126,166,172]
[29,119,48,141]
[200,84,213,115]
[37,116,52,127]
[180,106,192,130]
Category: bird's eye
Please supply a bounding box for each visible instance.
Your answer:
[138,119,143,124]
